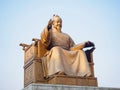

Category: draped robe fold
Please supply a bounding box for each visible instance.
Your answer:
[41,28,91,77]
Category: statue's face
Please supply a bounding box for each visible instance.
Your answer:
[53,17,62,32]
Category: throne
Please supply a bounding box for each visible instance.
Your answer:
[20,38,98,87]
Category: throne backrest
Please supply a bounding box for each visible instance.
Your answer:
[20,39,47,64]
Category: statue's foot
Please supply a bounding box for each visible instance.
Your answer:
[82,72,92,78]
[44,71,66,79]
[57,71,66,75]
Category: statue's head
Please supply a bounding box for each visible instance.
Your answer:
[52,15,62,32]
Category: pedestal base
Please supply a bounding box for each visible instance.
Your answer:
[22,83,120,90]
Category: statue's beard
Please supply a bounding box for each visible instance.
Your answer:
[55,25,62,32]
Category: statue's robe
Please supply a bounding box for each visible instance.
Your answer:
[41,28,91,77]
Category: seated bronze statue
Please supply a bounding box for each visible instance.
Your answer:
[20,15,97,87]
[40,15,95,78]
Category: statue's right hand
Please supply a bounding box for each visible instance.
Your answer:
[47,19,53,30]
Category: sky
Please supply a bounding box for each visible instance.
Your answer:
[0,0,120,90]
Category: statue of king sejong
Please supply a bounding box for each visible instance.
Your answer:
[41,15,95,78]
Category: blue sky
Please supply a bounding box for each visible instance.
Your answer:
[0,0,120,90]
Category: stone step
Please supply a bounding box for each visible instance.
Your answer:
[22,83,120,90]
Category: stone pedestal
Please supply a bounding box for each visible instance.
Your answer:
[22,83,120,90]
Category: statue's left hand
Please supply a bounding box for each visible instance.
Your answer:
[84,41,95,48]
